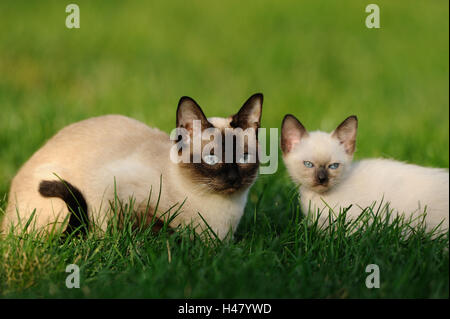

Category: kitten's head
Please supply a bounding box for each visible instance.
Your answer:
[281,114,357,193]
[175,93,263,195]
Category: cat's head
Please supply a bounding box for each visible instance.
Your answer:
[281,114,357,193]
[175,93,263,195]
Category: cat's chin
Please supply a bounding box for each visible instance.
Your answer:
[310,184,331,193]
[213,185,249,196]
[220,187,239,195]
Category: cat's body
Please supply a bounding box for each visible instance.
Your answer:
[2,94,263,239]
[297,158,449,229]
[281,115,449,232]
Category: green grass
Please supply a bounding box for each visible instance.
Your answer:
[0,185,448,298]
[0,0,448,298]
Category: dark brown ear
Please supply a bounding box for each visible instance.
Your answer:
[230,93,263,130]
[281,114,308,154]
[331,115,358,155]
[176,96,212,134]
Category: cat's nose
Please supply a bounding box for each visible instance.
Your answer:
[226,166,240,184]
[318,176,327,184]
[316,167,328,184]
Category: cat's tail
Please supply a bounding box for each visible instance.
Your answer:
[38,180,89,236]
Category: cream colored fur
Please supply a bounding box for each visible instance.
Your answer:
[283,123,449,232]
[2,115,251,239]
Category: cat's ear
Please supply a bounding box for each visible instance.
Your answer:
[281,114,308,154]
[331,115,358,155]
[230,93,263,131]
[176,96,212,134]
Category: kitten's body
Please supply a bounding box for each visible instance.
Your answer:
[282,115,449,232]
[296,157,449,229]
[2,94,263,239]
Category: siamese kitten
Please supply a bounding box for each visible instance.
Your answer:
[2,94,263,240]
[281,114,449,232]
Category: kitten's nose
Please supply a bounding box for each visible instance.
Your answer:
[316,167,328,184]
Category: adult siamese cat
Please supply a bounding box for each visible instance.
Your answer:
[281,114,449,232]
[2,94,263,240]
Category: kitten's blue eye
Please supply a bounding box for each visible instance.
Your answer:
[329,163,340,169]
[203,154,219,165]
[303,161,314,168]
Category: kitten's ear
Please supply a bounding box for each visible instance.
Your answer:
[176,96,212,134]
[281,114,308,154]
[230,93,263,131]
[331,115,358,155]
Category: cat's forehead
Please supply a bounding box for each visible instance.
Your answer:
[189,117,257,153]
[206,116,258,143]
[306,131,337,146]
[207,117,232,129]
[296,131,347,162]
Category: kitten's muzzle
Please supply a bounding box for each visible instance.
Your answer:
[315,167,329,185]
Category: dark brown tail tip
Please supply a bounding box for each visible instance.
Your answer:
[38,180,89,236]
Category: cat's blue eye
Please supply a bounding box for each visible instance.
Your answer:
[303,161,314,168]
[203,154,219,165]
[328,163,340,169]
[238,153,252,164]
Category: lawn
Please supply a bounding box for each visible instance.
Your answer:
[0,0,448,298]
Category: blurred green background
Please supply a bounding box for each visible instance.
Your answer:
[0,0,448,195]
[0,0,448,300]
